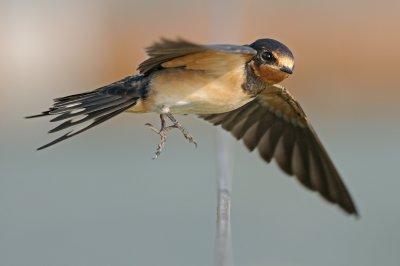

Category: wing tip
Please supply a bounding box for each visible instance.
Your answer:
[343,198,359,218]
[36,145,46,151]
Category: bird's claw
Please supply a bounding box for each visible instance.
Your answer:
[168,123,197,148]
[145,123,168,159]
[145,114,197,159]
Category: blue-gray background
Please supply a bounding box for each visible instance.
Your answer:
[1,1,399,266]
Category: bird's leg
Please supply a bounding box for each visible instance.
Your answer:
[145,108,197,159]
[164,112,197,148]
[145,114,169,159]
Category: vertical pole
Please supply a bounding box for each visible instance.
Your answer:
[215,128,233,266]
[210,1,243,265]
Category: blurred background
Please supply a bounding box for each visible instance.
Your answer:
[1,0,400,265]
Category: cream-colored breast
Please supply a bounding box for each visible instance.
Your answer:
[145,66,253,114]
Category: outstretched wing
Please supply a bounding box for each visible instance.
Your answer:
[201,85,358,215]
[138,38,257,75]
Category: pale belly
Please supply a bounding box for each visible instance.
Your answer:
[130,67,253,115]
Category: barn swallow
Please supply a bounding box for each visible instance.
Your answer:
[27,38,358,216]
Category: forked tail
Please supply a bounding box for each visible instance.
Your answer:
[26,75,149,150]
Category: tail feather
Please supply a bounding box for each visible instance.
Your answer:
[51,95,120,113]
[49,97,128,122]
[51,93,106,109]
[48,100,136,133]
[25,111,51,119]
[36,102,135,150]
[27,75,149,150]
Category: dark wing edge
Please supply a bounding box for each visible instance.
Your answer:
[200,85,358,216]
[138,38,257,75]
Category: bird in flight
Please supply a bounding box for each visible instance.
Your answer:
[27,38,358,216]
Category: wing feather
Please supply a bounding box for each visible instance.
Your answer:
[138,38,257,75]
[201,85,358,215]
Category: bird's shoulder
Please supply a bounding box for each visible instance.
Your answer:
[258,84,308,127]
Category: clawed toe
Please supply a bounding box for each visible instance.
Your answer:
[145,123,160,134]
[145,122,167,159]
[175,124,197,148]
[146,112,197,159]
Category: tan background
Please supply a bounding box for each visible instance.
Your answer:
[1,1,399,266]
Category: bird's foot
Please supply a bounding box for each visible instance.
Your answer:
[146,112,197,159]
[145,122,169,159]
[165,122,197,148]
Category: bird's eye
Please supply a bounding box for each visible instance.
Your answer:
[261,51,276,63]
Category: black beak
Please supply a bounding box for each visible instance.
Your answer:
[280,66,293,74]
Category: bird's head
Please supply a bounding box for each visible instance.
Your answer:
[248,38,294,85]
